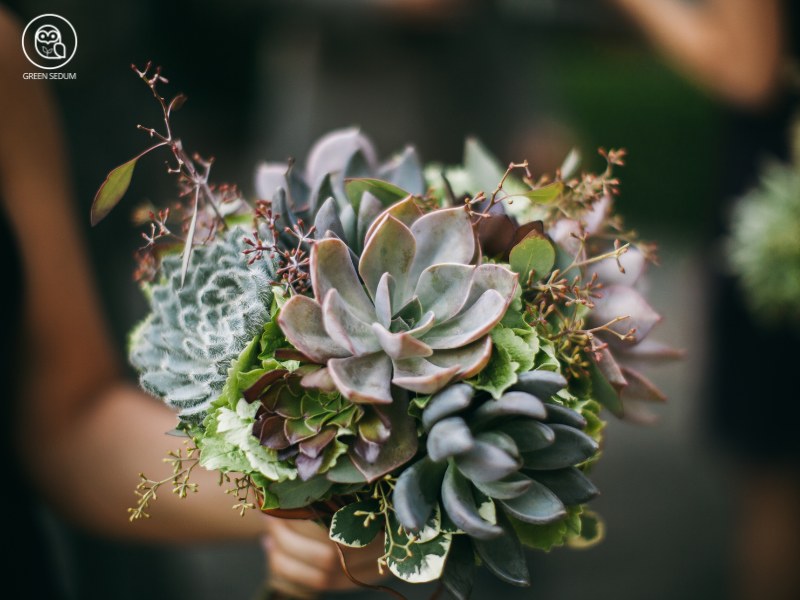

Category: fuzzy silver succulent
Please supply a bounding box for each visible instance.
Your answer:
[277,197,519,404]
[129,227,274,422]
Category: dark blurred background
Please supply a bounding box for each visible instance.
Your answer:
[5,0,778,598]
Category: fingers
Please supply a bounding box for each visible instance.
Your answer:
[261,517,388,594]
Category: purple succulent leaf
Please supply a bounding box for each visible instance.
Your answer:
[589,247,646,286]
[464,264,519,309]
[616,338,685,362]
[314,196,347,241]
[595,347,628,393]
[371,323,433,360]
[620,366,667,402]
[305,127,377,188]
[415,263,474,322]
[299,427,337,459]
[321,288,381,356]
[454,440,521,483]
[295,453,326,481]
[373,273,395,328]
[358,410,392,445]
[299,367,337,392]
[284,417,320,445]
[380,145,426,195]
[391,357,461,394]
[254,162,289,200]
[422,289,508,350]
[354,434,382,464]
[549,218,583,256]
[478,214,517,257]
[311,238,374,322]
[582,195,611,235]
[591,284,662,344]
[364,195,423,243]
[356,191,385,250]
[255,414,291,450]
[427,335,493,379]
[278,295,349,363]
[328,353,394,404]
[408,207,476,286]
[350,390,418,482]
[359,215,416,304]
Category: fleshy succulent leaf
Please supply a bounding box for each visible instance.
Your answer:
[278,295,349,363]
[393,457,447,531]
[427,417,475,462]
[441,463,503,540]
[359,215,416,303]
[499,478,566,524]
[422,383,474,431]
[522,424,599,470]
[531,468,600,505]
[328,353,393,404]
[511,370,568,400]
[454,440,521,484]
[472,511,530,587]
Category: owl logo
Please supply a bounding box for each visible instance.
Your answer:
[34,24,66,60]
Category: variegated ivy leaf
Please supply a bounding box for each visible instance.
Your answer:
[385,512,452,584]
[329,500,382,548]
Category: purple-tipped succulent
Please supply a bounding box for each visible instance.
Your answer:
[277,197,519,404]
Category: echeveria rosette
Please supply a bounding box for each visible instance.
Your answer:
[277,197,519,404]
[255,128,425,253]
[390,373,600,594]
[129,227,274,424]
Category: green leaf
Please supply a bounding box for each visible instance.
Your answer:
[91,156,138,226]
[491,326,537,374]
[467,338,517,400]
[509,514,568,552]
[509,234,555,284]
[385,513,452,583]
[567,509,605,549]
[472,511,530,587]
[325,455,368,484]
[463,137,506,194]
[350,392,418,482]
[344,178,410,212]
[329,500,382,548]
[588,362,625,417]
[510,182,563,204]
[265,475,332,509]
[442,534,476,600]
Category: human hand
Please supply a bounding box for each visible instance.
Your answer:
[262,516,386,599]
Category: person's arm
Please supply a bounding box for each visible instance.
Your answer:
[0,9,263,542]
[611,0,783,107]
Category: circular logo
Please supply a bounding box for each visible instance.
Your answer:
[21,14,77,70]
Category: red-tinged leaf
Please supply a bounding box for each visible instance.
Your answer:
[91,156,138,226]
[243,369,289,402]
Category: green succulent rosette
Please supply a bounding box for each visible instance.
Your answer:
[728,158,800,326]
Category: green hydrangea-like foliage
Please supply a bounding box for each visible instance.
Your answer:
[277,197,519,404]
[729,160,800,325]
[129,227,274,422]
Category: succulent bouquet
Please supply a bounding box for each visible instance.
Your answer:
[93,65,675,598]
